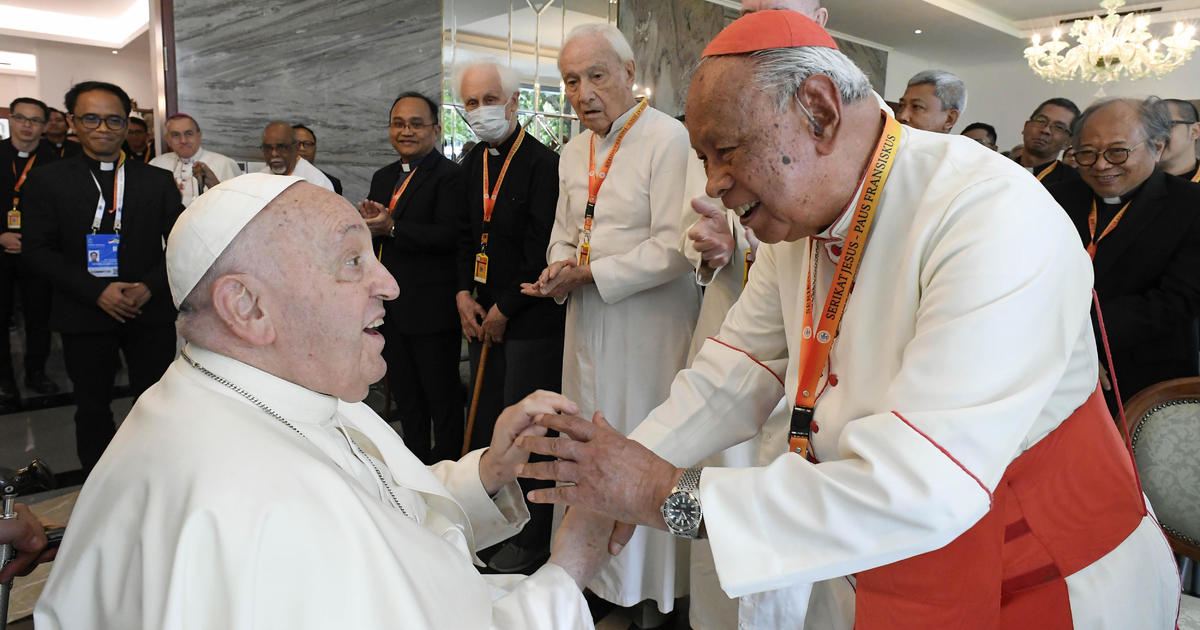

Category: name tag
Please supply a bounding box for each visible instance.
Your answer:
[7,210,19,230]
[473,253,489,284]
[85,234,120,277]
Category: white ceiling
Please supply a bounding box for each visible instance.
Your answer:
[824,0,1200,64]
[0,0,147,48]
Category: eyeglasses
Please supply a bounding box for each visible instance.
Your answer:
[260,142,296,154]
[1171,119,1197,127]
[9,113,46,126]
[74,114,128,130]
[1027,115,1071,135]
[390,120,434,132]
[1073,144,1141,167]
[296,140,316,149]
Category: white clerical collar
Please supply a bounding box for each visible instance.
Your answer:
[401,162,411,172]
[16,150,29,158]
[182,344,339,428]
[100,161,115,171]
[488,148,499,156]
[1102,196,1122,204]
[594,101,642,144]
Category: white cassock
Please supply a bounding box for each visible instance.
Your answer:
[34,345,591,630]
[258,156,334,192]
[629,125,1180,628]
[547,102,701,611]
[150,147,243,207]
[677,159,850,630]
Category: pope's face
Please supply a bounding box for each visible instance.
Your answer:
[559,34,637,135]
[165,117,202,159]
[1076,102,1162,199]
[686,57,839,244]
[267,185,399,401]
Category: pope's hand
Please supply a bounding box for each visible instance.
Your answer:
[549,507,618,588]
[517,411,681,532]
[478,391,580,495]
[688,197,735,269]
[0,503,56,582]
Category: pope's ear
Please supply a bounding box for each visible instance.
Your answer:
[211,274,275,346]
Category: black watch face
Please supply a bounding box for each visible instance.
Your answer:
[663,492,701,530]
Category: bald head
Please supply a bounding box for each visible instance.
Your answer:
[742,0,827,26]
[178,181,399,401]
[261,121,299,174]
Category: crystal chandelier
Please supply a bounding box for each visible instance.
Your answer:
[1023,0,1198,86]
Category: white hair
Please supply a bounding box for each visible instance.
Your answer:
[563,22,634,64]
[740,46,872,112]
[453,60,520,100]
[907,69,967,113]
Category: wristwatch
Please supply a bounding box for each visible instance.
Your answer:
[661,467,703,539]
[388,221,397,238]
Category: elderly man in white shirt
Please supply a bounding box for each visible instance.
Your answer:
[258,121,334,191]
[150,113,242,207]
[34,174,612,630]
[523,21,700,623]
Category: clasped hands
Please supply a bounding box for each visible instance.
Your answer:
[521,259,593,300]
[356,199,394,237]
[97,281,151,323]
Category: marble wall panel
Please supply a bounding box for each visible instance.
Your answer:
[618,0,725,117]
[834,37,887,96]
[174,0,442,201]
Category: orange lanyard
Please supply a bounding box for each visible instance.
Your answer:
[1085,198,1131,260]
[1036,161,1058,181]
[377,166,418,261]
[742,247,754,288]
[11,154,36,210]
[480,127,526,251]
[788,115,902,460]
[387,166,419,214]
[578,99,648,265]
[1190,163,1200,183]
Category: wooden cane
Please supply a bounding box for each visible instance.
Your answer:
[462,339,492,457]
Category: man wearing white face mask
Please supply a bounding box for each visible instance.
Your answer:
[453,60,566,572]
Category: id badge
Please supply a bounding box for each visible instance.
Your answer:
[577,237,591,266]
[85,233,120,278]
[6,209,19,230]
[473,252,489,284]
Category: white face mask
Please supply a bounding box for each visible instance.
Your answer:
[464,104,512,144]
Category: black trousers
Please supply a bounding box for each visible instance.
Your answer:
[61,323,175,473]
[383,329,463,465]
[468,334,564,549]
[0,253,52,378]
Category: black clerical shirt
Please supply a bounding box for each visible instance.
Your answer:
[454,124,563,340]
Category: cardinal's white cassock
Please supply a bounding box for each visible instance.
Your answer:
[547,101,701,611]
[150,147,243,207]
[630,121,1180,629]
[34,344,592,629]
[258,156,334,192]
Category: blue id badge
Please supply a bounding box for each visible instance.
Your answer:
[85,234,120,278]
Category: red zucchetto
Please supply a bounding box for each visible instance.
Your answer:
[701,9,839,57]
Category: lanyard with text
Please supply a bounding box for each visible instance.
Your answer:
[8,154,37,229]
[474,127,526,284]
[377,166,419,261]
[1036,161,1058,182]
[578,99,648,265]
[1085,198,1131,260]
[789,115,902,460]
[89,154,127,234]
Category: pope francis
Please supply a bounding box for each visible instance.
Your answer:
[33,174,611,629]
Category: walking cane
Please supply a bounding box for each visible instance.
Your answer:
[1,459,55,630]
[462,339,492,457]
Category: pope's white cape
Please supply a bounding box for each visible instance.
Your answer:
[630,124,1179,628]
[546,102,701,610]
[34,345,591,629]
[258,156,334,192]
